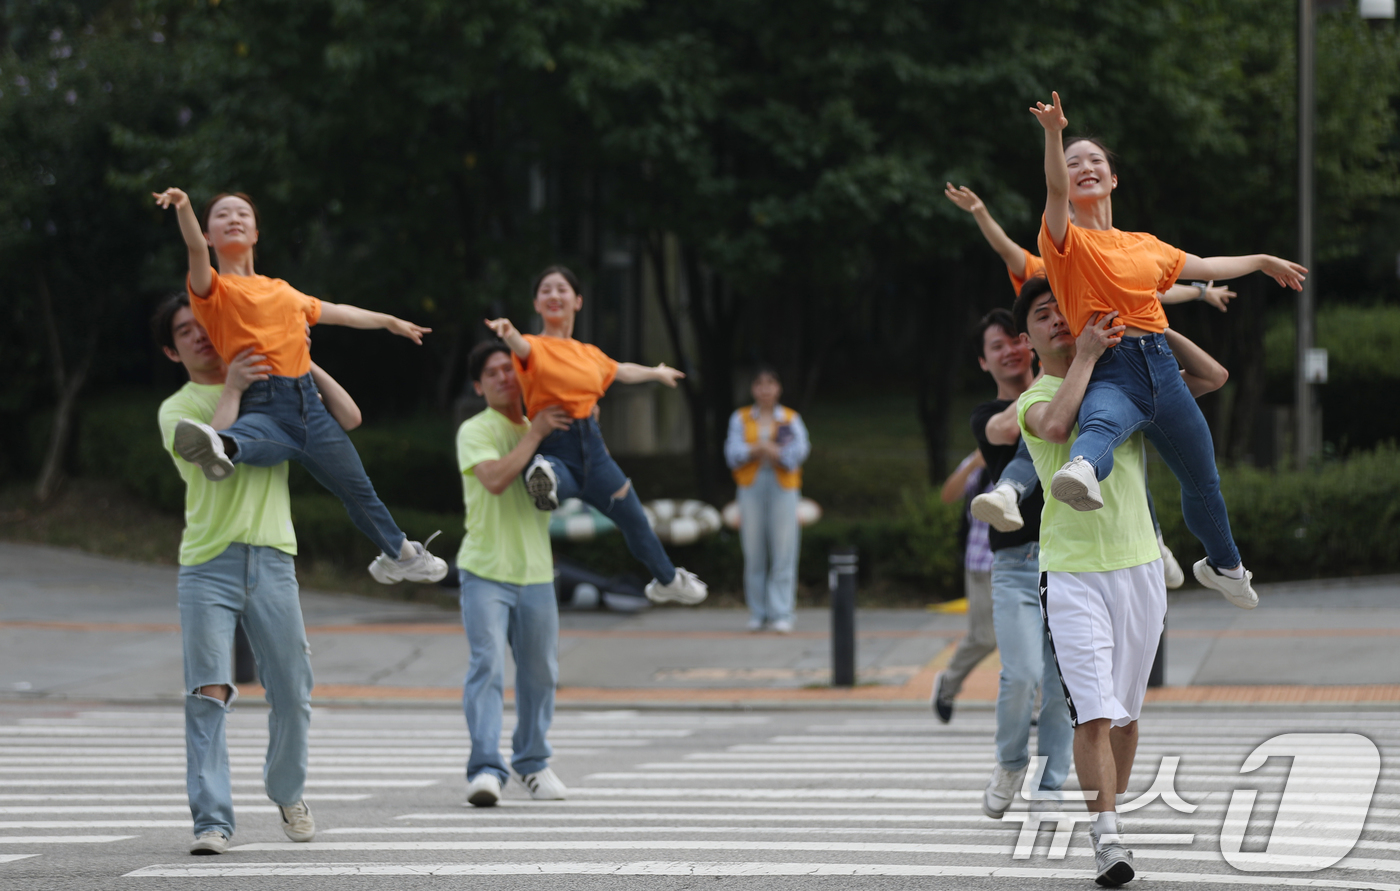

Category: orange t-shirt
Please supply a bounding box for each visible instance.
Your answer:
[188,270,322,377]
[1037,217,1185,335]
[1009,248,1047,297]
[512,334,619,419]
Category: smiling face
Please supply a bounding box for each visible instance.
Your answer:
[203,195,259,256]
[533,272,583,327]
[978,323,1032,385]
[1064,139,1117,204]
[162,306,223,375]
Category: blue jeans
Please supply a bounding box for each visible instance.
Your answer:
[738,467,801,626]
[1071,334,1239,568]
[999,439,1162,537]
[990,542,1072,790]
[460,570,558,783]
[179,544,314,839]
[222,373,405,558]
[535,418,676,585]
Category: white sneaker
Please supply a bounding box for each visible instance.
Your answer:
[981,764,1028,819]
[970,483,1024,532]
[173,419,235,482]
[1050,456,1103,511]
[278,800,315,842]
[645,567,708,605]
[518,767,567,800]
[189,830,229,855]
[771,619,794,634]
[1193,558,1258,609]
[747,617,766,632]
[1028,788,1066,816]
[368,532,448,584]
[525,455,560,511]
[1158,535,1184,589]
[465,772,502,807]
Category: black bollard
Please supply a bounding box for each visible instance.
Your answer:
[233,620,258,685]
[829,547,858,687]
[1147,618,1166,688]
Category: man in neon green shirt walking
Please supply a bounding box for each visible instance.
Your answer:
[457,341,573,807]
[1013,277,1228,886]
[154,294,359,855]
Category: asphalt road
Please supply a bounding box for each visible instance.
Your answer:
[2,703,1398,890]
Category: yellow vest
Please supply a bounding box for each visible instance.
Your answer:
[732,405,803,490]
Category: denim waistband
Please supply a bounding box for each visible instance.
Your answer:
[247,373,318,392]
[1113,332,1169,354]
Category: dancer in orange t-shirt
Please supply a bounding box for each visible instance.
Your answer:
[1028,93,1306,604]
[485,266,709,607]
[153,187,447,584]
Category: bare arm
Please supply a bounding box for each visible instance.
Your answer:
[984,401,1023,446]
[944,184,1026,275]
[1023,312,1124,443]
[939,451,985,505]
[483,318,531,359]
[309,362,363,430]
[152,188,213,298]
[210,349,270,430]
[471,407,572,495]
[615,362,684,387]
[1179,254,1307,291]
[318,302,431,344]
[1160,282,1235,312]
[1030,92,1070,251]
[1162,329,1229,398]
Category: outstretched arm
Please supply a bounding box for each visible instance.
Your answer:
[944,184,1026,276]
[318,303,431,344]
[1023,311,1124,443]
[1180,254,1307,291]
[615,362,684,387]
[483,318,531,359]
[1030,92,1070,251]
[1163,329,1228,398]
[309,362,363,430]
[1161,282,1235,312]
[153,188,213,298]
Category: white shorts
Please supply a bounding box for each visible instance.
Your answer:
[1040,561,1166,728]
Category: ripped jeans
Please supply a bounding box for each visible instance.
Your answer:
[533,417,676,585]
[178,544,314,839]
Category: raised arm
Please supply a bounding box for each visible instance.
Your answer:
[1161,282,1235,312]
[484,318,531,359]
[1023,311,1124,443]
[615,362,684,387]
[309,361,363,430]
[1029,92,1070,251]
[471,406,572,495]
[1179,254,1307,291]
[153,188,213,298]
[319,303,431,344]
[210,349,270,429]
[944,184,1027,276]
[1162,329,1229,398]
[984,401,1023,446]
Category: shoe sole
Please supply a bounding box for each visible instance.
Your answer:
[969,495,1024,533]
[1192,561,1258,609]
[466,789,499,807]
[982,796,1011,819]
[646,588,707,605]
[174,423,234,482]
[526,466,559,511]
[189,842,227,855]
[1095,857,1135,886]
[1050,472,1103,511]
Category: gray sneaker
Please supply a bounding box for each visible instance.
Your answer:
[525,455,560,511]
[189,830,229,855]
[981,764,1028,819]
[278,800,315,842]
[1094,842,1135,886]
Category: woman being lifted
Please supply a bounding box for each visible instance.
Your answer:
[1029,92,1306,608]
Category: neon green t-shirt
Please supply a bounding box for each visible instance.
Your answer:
[158,382,297,566]
[455,408,553,586]
[1017,374,1159,574]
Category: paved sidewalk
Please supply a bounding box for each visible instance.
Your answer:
[2,541,1398,708]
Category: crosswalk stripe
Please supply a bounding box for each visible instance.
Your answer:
[0,794,369,802]
[3,779,437,787]
[0,807,277,815]
[0,835,135,844]
[0,854,38,864]
[115,860,1400,888]
[0,821,192,829]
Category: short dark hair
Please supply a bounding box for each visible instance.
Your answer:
[200,192,261,233]
[752,365,780,385]
[150,292,190,351]
[468,339,512,382]
[1012,276,1055,336]
[1063,135,1116,176]
[972,308,1018,359]
[530,264,582,300]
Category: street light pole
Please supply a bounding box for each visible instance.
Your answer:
[1296,0,1318,468]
